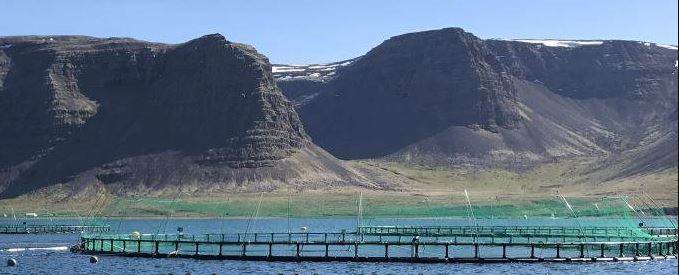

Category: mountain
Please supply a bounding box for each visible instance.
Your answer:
[0,35,387,198]
[1,29,676,201]
[276,28,678,175]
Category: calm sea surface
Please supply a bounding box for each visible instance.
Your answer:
[1,217,677,274]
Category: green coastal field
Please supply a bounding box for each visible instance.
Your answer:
[0,192,658,219]
[1,159,675,218]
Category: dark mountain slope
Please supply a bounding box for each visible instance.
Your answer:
[0,35,383,198]
[296,28,521,159]
[278,28,678,172]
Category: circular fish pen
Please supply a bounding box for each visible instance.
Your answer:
[1,224,110,234]
[74,226,676,263]
[71,194,678,263]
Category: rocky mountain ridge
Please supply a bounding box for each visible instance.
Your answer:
[0,34,385,198]
[276,28,678,175]
[1,28,676,199]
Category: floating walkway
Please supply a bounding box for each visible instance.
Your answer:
[74,228,677,263]
[0,224,110,234]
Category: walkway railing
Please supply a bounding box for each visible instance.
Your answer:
[356,225,677,241]
[75,231,678,263]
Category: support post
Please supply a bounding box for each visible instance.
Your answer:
[579,244,585,258]
[660,243,665,256]
[619,243,624,257]
[195,243,199,256]
[556,244,560,258]
[445,244,450,259]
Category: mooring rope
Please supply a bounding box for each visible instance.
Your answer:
[642,192,676,230]
[244,192,264,238]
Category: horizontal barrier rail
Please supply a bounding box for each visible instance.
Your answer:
[356,225,677,240]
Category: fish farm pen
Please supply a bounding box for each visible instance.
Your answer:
[74,226,676,263]
[71,194,678,264]
[0,224,110,234]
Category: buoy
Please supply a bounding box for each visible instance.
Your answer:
[89,256,98,263]
[299,226,308,232]
[7,258,17,267]
[130,231,141,239]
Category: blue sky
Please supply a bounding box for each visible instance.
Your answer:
[1,0,677,64]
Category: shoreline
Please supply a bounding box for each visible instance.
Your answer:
[2,215,677,221]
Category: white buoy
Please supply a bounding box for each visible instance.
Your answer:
[89,256,98,263]
[7,258,17,267]
[130,231,141,239]
[299,226,308,232]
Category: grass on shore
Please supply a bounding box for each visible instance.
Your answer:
[1,159,675,218]
[0,191,662,219]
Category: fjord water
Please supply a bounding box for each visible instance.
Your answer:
[1,218,677,274]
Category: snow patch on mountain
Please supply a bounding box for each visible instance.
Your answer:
[513,39,604,47]
[272,58,357,81]
[657,44,678,50]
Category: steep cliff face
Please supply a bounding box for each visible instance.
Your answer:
[488,39,677,100]
[278,28,678,171]
[0,35,373,198]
